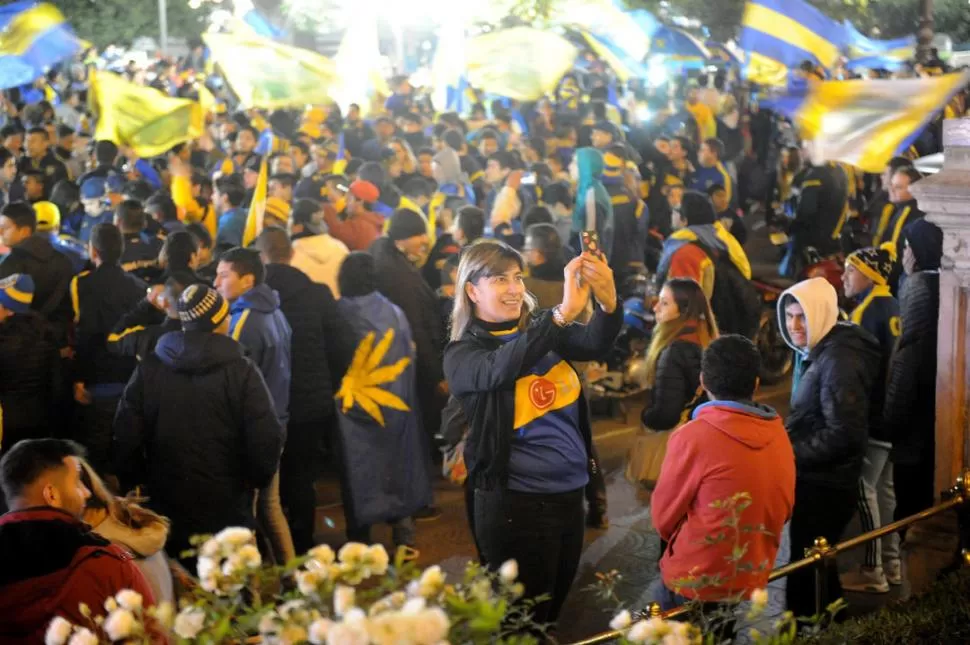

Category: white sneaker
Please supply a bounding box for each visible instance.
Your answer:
[884,559,903,586]
[841,567,890,594]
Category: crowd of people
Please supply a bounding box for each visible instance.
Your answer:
[0,38,957,642]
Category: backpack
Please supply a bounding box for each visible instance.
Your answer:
[690,241,761,339]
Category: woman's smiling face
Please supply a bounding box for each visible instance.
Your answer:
[466,266,526,323]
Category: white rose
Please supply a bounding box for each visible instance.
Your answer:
[337,542,368,566]
[308,618,334,645]
[366,544,390,575]
[115,589,144,612]
[343,608,367,624]
[44,616,73,645]
[258,611,280,636]
[609,609,632,630]
[236,544,263,569]
[197,556,218,581]
[369,591,406,616]
[200,537,221,558]
[334,584,356,617]
[411,608,450,645]
[280,624,309,645]
[103,597,118,613]
[309,544,336,566]
[499,559,518,583]
[215,526,255,547]
[200,573,220,593]
[366,613,408,645]
[66,628,99,645]
[417,565,445,598]
[750,588,769,610]
[173,607,206,639]
[401,597,426,615]
[296,569,322,596]
[103,608,136,642]
[325,621,369,645]
[662,632,692,645]
[627,617,670,643]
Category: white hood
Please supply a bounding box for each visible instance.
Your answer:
[777,277,838,354]
[292,234,350,297]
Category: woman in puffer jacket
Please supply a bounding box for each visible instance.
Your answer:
[80,460,174,604]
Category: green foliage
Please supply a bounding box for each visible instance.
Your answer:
[795,567,970,645]
[52,0,207,49]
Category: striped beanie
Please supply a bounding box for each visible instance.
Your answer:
[602,151,625,181]
[846,246,894,286]
[177,284,229,331]
[0,274,33,314]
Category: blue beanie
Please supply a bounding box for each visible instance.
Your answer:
[0,273,34,314]
[80,177,107,199]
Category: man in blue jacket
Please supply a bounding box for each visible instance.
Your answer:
[215,246,295,562]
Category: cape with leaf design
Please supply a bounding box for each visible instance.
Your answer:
[334,292,433,528]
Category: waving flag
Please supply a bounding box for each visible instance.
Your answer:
[88,70,204,158]
[707,41,744,68]
[769,71,970,173]
[464,27,578,101]
[650,25,711,68]
[242,155,267,247]
[203,32,336,109]
[0,2,83,90]
[741,0,847,85]
[843,21,914,71]
[580,30,648,83]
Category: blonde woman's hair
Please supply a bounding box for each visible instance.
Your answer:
[644,278,719,387]
[389,137,418,175]
[451,239,538,342]
[80,459,170,530]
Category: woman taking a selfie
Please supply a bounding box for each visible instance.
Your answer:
[627,278,719,486]
[443,239,622,625]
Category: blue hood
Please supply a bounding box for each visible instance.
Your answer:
[154,331,243,372]
[232,283,280,315]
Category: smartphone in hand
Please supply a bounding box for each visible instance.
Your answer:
[581,230,605,260]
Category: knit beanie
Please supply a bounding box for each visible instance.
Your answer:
[387,208,429,242]
[679,190,716,227]
[902,218,944,271]
[602,151,624,182]
[177,284,229,331]
[846,246,894,286]
[0,273,34,314]
[338,251,378,298]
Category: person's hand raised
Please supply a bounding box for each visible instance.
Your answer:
[561,256,590,322]
[580,252,617,314]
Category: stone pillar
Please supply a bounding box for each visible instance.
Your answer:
[905,118,970,592]
[910,118,970,499]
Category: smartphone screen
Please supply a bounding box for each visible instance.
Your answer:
[581,230,605,260]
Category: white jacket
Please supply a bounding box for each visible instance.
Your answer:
[291,234,350,298]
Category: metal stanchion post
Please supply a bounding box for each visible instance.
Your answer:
[809,536,832,617]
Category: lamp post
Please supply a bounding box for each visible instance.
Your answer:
[917,0,934,64]
[158,0,169,55]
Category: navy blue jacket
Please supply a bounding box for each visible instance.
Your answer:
[229,283,292,425]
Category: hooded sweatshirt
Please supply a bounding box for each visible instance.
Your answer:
[778,278,881,488]
[652,401,795,601]
[291,232,350,297]
[229,283,292,425]
[0,234,75,346]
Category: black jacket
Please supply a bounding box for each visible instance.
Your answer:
[105,299,173,361]
[444,306,622,490]
[265,263,349,423]
[119,233,163,284]
[786,323,881,489]
[790,163,846,258]
[113,331,284,553]
[72,265,146,388]
[641,339,703,431]
[0,234,75,347]
[0,312,61,444]
[885,271,939,464]
[370,236,446,386]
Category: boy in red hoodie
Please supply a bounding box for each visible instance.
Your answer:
[650,335,795,608]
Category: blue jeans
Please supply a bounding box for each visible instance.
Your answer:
[646,577,691,611]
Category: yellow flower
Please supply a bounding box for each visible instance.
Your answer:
[335,330,411,427]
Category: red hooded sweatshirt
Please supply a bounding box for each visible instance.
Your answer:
[0,507,158,644]
[652,401,795,601]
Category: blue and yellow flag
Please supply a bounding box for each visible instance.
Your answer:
[464,27,577,101]
[242,155,268,247]
[650,25,711,67]
[740,0,847,86]
[842,21,914,72]
[203,32,336,109]
[580,30,648,83]
[89,69,204,158]
[770,71,970,173]
[0,2,83,90]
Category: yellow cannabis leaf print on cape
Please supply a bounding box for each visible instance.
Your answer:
[335,329,411,427]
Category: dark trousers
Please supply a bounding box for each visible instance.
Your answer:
[787,480,857,620]
[280,420,325,554]
[77,395,121,476]
[894,460,936,524]
[474,486,585,625]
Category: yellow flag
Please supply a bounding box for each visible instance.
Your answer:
[88,69,203,158]
[203,32,337,109]
[464,27,578,101]
[242,156,268,247]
